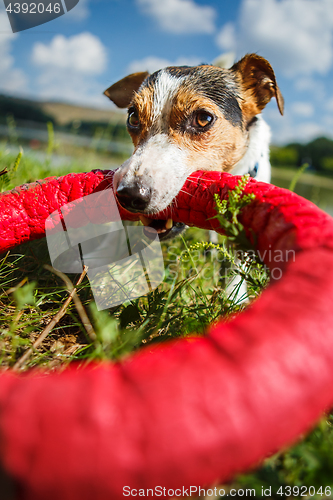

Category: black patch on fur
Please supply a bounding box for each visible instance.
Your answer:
[142,71,160,88]
[249,162,259,178]
[246,116,258,130]
[140,65,243,128]
[165,66,194,77]
[167,66,243,128]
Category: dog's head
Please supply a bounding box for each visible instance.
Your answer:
[105,54,283,236]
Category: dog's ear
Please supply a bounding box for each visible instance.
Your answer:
[104,72,149,108]
[231,54,284,117]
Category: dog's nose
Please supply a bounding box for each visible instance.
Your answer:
[116,183,151,212]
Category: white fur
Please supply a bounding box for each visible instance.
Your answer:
[152,71,183,125]
[114,133,188,214]
[231,116,272,183]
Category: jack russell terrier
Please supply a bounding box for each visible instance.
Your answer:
[104,53,284,241]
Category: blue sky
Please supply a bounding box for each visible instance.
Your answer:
[0,0,333,144]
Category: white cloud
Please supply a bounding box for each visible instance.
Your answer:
[212,52,235,69]
[32,32,106,75]
[294,77,318,92]
[137,0,216,34]
[293,77,326,103]
[264,107,331,144]
[0,12,28,94]
[295,121,326,140]
[31,33,108,105]
[216,22,236,52]
[127,55,202,74]
[216,0,333,77]
[291,102,314,117]
[32,71,106,106]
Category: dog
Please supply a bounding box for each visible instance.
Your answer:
[104,54,284,241]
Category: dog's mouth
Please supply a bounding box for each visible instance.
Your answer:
[138,215,185,241]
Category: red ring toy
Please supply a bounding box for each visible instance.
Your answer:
[0,169,333,500]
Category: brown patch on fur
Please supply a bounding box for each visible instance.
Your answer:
[169,88,247,172]
[232,54,284,122]
[127,86,155,146]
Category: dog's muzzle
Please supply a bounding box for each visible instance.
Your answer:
[115,180,186,241]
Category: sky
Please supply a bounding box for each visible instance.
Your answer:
[0,0,333,145]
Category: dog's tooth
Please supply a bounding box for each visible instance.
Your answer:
[139,215,152,226]
[166,219,173,230]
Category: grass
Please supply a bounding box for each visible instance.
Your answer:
[1,134,333,498]
[0,216,266,369]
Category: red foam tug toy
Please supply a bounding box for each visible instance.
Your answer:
[0,170,333,500]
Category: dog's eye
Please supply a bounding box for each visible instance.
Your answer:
[127,110,140,129]
[193,112,214,129]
